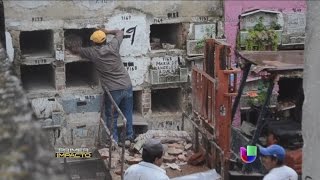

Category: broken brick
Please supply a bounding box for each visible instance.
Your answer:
[178,154,187,162]
[98,148,109,160]
[167,143,185,150]
[185,144,192,151]
[187,150,205,166]
[127,157,142,165]
[163,155,176,163]
[167,148,183,155]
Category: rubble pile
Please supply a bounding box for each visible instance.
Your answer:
[99,130,206,178]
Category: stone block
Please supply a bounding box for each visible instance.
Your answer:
[187,40,204,56]
[52,111,63,125]
[61,95,102,114]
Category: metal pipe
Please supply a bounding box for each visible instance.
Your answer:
[250,76,276,145]
[109,105,114,169]
[242,75,276,173]
[120,122,126,180]
[231,62,252,121]
[103,88,127,180]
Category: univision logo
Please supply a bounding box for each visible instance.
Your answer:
[240,145,257,163]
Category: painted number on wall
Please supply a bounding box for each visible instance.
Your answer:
[167,12,179,18]
[198,16,209,22]
[123,62,137,71]
[95,0,108,3]
[155,56,180,74]
[32,17,43,22]
[35,59,47,64]
[154,18,163,24]
[122,26,137,45]
[121,15,131,21]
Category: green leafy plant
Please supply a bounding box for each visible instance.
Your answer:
[195,25,214,50]
[244,16,279,51]
[247,81,269,107]
[253,17,266,31]
[270,21,282,30]
[195,38,206,50]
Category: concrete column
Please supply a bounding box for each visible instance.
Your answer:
[142,88,151,116]
[54,60,66,90]
[302,1,320,179]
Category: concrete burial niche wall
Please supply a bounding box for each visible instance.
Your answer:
[4,0,223,89]
[224,0,307,53]
[20,64,55,91]
[3,0,224,146]
[65,61,99,88]
[105,13,149,56]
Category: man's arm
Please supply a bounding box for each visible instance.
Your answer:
[103,29,124,52]
[65,34,82,55]
[101,29,124,37]
[65,35,92,58]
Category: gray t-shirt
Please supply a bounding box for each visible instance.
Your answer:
[79,33,132,91]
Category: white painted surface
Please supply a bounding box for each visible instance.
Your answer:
[31,98,64,119]
[75,0,107,10]
[194,24,216,40]
[303,1,320,179]
[151,56,183,75]
[55,50,64,61]
[7,1,50,9]
[106,13,150,56]
[240,12,280,30]
[5,32,14,62]
[286,12,306,34]
[122,56,150,87]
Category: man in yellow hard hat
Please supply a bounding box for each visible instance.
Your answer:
[66,28,134,144]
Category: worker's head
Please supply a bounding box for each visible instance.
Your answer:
[259,144,285,171]
[267,130,280,146]
[142,139,165,166]
[90,30,106,46]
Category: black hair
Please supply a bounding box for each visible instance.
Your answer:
[268,130,280,143]
[270,156,284,166]
[142,148,163,163]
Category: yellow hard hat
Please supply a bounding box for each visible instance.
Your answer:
[90,30,106,44]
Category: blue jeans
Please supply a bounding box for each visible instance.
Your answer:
[105,86,134,143]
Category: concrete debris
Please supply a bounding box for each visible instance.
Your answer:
[127,157,143,165]
[166,163,182,171]
[168,143,185,150]
[187,150,205,166]
[163,155,176,163]
[240,121,256,137]
[167,148,184,155]
[98,148,109,160]
[114,168,123,176]
[178,154,187,162]
[134,153,140,158]
[134,130,192,153]
[185,144,193,151]
[125,140,132,148]
[125,154,132,162]
[106,130,197,174]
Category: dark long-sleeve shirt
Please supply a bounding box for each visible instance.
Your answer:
[79,33,132,91]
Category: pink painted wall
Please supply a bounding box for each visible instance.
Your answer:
[224,0,307,127]
[224,0,307,56]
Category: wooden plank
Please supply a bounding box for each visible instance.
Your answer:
[208,81,212,124]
